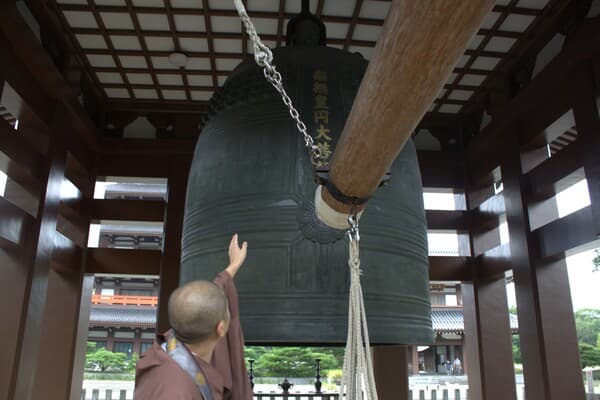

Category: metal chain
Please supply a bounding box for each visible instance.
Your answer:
[233,0,323,166]
[348,212,360,243]
[233,6,376,398]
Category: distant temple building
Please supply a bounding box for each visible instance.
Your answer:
[88,268,518,375]
[87,182,518,375]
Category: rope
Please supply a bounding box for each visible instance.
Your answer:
[340,224,378,400]
[231,2,378,398]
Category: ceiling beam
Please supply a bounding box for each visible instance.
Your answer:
[89,199,165,222]
[429,256,472,281]
[525,140,584,203]
[85,248,161,275]
[534,206,597,260]
[426,210,470,232]
[0,196,32,249]
[467,18,600,178]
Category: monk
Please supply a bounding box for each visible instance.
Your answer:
[134,234,253,400]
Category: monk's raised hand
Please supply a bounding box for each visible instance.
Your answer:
[226,233,248,278]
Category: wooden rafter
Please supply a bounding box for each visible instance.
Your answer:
[41,0,556,120]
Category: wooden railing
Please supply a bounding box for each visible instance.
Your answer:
[253,395,338,400]
[80,390,469,400]
[80,390,339,400]
[91,295,158,307]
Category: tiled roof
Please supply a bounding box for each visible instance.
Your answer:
[431,307,466,334]
[90,305,519,334]
[90,306,157,328]
[432,307,519,334]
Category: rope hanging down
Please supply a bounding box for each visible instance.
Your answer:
[341,215,378,400]
[232,2,378,399]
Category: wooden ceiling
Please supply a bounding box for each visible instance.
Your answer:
[41,0,565,126]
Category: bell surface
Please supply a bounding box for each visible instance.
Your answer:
[180,44,433,344]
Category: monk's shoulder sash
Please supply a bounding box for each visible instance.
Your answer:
[161,331,214,400]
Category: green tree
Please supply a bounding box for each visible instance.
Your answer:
[245,346,270,365]
[86,341,96,354]
[511,335,522,364]
[575,309,600,346]
[86,348,128,372]
[579,343,600,368]
[310,347,345,367]
[124,353,140,372]
[593,249,600,272]
[253,347,338,378]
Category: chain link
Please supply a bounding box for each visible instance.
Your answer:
[348,213,360,243]
[234,0,323,166]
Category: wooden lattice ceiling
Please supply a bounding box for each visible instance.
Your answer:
[48,0,556,118]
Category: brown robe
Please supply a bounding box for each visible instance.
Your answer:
[134,271,253,400]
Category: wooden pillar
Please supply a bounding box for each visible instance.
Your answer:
[572,64,600,236]
[373,345,409,400]
[12,119,67,400]
[0,245,29,400]
[0,68,43,400]
[31,260,87,400]
[157,156,192,333]
[70,275,95,400]
[462,278,516,400]
[501,134,584,400]
[31,155,95,400]
[460,340,468,374]
[410,345,419,375]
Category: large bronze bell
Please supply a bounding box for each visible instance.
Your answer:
[180,10,432,344]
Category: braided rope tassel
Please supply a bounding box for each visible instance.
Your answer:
[340,238,378,400]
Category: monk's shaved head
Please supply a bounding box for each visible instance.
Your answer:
[168,280,228,343]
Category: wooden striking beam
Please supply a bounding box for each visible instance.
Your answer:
[320,0,494,215]
[85,248,161,275]
[89,199,166,222]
